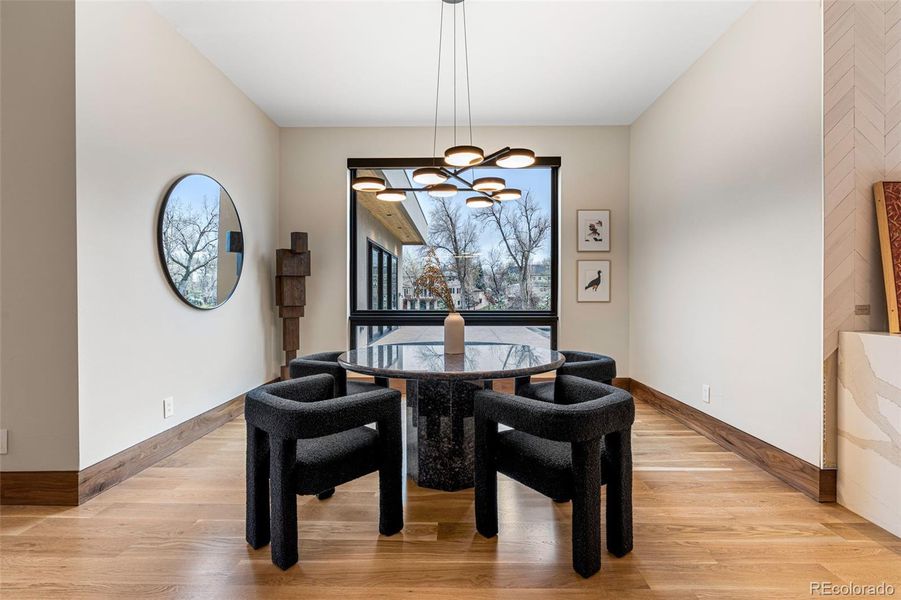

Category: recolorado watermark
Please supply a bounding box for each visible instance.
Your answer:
[811,581,895,596]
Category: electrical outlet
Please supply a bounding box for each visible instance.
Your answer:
[0,429,7,454]
[163,397,175,419]
[702,384,711,404]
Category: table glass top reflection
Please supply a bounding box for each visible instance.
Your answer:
[339,343,564,380]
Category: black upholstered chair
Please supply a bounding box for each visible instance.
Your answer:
[515,350,616,403]
[289,351,388,398]
[244,374,404,569]
[474,374,635,578]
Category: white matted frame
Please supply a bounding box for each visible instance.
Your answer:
[577,209,610,252]
[577,260,610,302]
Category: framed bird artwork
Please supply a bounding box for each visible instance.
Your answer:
[577,209,610,252]
[577,260,610,302]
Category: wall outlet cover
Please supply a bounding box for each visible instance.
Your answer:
[702,384,711,404]
[0,429,7,454]
[163,397,175,419]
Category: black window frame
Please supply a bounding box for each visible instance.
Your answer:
[348,156,561,349]
[366,239,398,310]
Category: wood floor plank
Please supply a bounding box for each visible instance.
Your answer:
[1,399,898,599]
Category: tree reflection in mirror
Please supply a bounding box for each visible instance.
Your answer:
[158,174,243,309]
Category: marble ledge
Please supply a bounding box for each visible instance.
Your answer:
[837,331,901,538]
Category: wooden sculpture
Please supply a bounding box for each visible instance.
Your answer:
[276,232,310,379]
[873,183,901,333]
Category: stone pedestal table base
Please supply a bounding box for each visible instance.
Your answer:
[405,379,481,491]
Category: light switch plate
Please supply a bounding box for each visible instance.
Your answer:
[163,397,175,419]
[702,384,711,404]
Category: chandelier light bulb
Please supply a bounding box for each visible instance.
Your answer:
[492,188,522,201]
[412,167,448,186]
[472,177,506,193]
[428,183,458,198]
[465,196,495,209]
[496,148,536,169]
[375,189,407,202]
[351,176,387,192]
[444,145,485,167]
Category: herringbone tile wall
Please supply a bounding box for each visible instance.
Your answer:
[823,0,894,466]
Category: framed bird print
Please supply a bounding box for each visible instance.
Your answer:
[577,260,610,302]
[578,209,610,252]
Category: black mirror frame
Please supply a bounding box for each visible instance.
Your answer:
[156,173,245,311]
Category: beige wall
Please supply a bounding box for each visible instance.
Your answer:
[629,1,825,465]
[75,1,280,468]
[0,0,80,471]
[279,126,631,368]
[216,188,242,303]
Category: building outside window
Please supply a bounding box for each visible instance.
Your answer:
[367,240,398,310]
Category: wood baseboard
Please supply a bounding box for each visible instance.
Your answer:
[1,381,273,506]
[76,386,258,504]
[631,379,836,502]
[0,471,79,506]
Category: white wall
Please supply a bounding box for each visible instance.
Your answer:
[629,1,824,465]
[0,0,80,471]
[280,126,631,368]
[75,1,280,468]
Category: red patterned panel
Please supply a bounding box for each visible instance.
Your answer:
[880,183,901,329]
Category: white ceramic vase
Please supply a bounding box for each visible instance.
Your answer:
[444,311,465,355]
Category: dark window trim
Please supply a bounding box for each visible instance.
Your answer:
[349,157,560,349]
[366,239,397,310]
[364,324,399,344]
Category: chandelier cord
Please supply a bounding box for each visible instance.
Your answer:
[360,0,534,201]
[463,0,473,146]
[432,1,444,166]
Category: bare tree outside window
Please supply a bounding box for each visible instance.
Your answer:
[474,191,551,309]
[482,246,512,308]
[356,166,553,314]
[427,197,481,309]
[405,190,550,311]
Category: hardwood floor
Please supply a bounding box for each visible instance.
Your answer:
[2,398,899,599]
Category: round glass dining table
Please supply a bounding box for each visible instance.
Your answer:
[339,343,564,491]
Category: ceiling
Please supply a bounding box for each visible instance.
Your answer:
[151,0,752,127]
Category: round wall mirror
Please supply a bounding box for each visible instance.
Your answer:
[158,174,244,309]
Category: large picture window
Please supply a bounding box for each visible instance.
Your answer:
[349,157,559,348]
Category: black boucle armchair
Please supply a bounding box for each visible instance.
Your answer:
[289,351,388,397]
[515,350,616,404]
[474,374,634,578]
[244,374,404,570]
